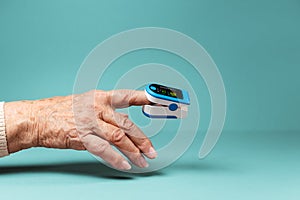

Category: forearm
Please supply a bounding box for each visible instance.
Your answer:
[4,101,38,153]
[4,97,85,154]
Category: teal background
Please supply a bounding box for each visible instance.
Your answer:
[0,0,300,199]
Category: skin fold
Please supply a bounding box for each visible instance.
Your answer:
[4,90,157,170]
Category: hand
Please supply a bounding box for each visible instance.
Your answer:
[4,90,157,170]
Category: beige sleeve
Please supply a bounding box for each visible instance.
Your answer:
[0,102,9,157]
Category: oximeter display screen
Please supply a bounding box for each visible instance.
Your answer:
[149,84,183,99]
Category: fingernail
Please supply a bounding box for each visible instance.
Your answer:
[139,157,149,168]
[121,161,131,170]
[148,147,157,158]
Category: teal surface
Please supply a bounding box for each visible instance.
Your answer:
[0,0,300,199]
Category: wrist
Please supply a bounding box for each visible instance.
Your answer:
[4,101,38,153]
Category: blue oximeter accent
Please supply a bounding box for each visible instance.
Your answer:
[168,103,178,111]
[145,83,190,105]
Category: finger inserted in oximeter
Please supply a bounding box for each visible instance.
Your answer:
[142,83,190,119]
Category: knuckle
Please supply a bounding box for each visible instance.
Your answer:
[93,90,109,103]
[98,107,113,120]
[95,141,110,155]
[110,128,125,144]
[96,90,106,99]
[97,109,104,119]
[101,91,111,104]
[105,110,114,120]
[139,138,152,149]
[122,118,135,130]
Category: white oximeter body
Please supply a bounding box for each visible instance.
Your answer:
[142,83,190,119]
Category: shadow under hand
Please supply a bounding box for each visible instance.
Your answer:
[0,161,162,180]
[166,159,240,175]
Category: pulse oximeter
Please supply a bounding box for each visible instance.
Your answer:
[142,83,190,119]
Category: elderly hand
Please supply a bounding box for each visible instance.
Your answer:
[4,90,157,170]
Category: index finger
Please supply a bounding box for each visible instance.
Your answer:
[108,90,151,109]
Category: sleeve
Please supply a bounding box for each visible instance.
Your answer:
[0,102,9,157]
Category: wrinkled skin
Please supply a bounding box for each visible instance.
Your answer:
[4,90,157,170]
